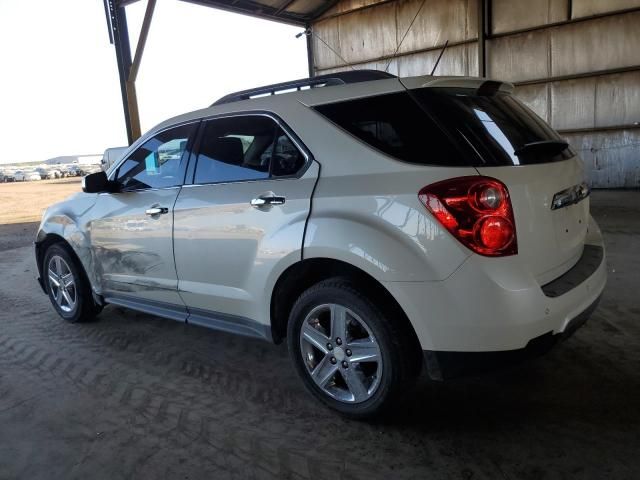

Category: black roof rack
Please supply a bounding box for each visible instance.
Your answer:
[211,70,397,106]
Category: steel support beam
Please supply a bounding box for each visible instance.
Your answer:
[129,0,156,83]
[306,26,315,77]
[513,65,640,86]
[105,1,140,144]
[105,0,155,144]
[477,0,490,77]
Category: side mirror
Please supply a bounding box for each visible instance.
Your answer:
[82,171,112,193]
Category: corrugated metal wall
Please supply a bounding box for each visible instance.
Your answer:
[310,0,640,188]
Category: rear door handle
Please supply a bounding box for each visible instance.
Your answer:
[250,195,286,207]
[145,207,169,216]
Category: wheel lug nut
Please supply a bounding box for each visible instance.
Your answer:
[346,349,352,356]
[342,361,348,368]
[330,357,337,364]
[336,338,342,345]
[327,343,333,350]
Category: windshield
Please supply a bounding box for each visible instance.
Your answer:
[412,87,575,166]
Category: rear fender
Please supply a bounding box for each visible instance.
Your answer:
[303,212,469,282]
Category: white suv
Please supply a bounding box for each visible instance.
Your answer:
[35,71,606,417]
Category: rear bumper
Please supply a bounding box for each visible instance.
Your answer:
[384,215,607,354]
[423,293,601,380]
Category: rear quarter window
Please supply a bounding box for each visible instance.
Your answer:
[313,92,469,167]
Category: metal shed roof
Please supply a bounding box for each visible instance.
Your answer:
[117,0,339,26]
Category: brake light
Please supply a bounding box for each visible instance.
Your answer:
[418,176,517,256]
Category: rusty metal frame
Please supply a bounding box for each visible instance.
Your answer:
[105,0,156,144]
[105,0,337,142]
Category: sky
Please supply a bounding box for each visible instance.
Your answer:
[0,0,308,164]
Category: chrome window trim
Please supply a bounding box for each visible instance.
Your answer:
[107,118,202,183]
[97,185,182,196]
[106,111,314,191]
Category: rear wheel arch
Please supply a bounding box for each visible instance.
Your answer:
[270,258,423,374]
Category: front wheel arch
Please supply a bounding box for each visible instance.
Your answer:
[36,234,100,305]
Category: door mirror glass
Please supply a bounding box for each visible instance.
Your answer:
[82,171,111,193]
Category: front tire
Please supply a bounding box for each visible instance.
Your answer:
[43,243,101,323]
[287,278,418,419]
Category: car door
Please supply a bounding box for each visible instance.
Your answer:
[173,114,318,336]
[90,122,198,318]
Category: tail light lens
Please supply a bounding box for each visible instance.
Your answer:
[418,176,517,257]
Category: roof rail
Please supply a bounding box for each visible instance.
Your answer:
[211,70,396,106]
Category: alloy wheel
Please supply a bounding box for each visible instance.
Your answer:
[299,303,382,403]
[47,255,77,313]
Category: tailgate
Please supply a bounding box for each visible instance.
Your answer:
[477,158,589,284]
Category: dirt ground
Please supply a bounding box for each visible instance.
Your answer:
[0,177,81,225]
[0,189,638,479]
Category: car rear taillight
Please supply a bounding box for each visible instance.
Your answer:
[418,176,517,257]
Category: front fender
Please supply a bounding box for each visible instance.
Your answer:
[36,193,100,293]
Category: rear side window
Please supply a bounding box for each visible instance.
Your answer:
[194,115,305,184]
[313,92,468,167]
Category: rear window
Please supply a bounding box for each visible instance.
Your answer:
[313,87,574,167]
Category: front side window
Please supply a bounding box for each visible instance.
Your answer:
[194,115,305,184]
[115,123,195,191]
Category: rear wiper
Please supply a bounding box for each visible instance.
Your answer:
[514,140,569,156]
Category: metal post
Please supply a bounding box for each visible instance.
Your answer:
[129,0,156,83]
[106,1,142,144]
[306,25,315,77]
[477,0,490,77]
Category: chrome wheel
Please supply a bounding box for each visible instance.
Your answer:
[47,255,77,313]
[299,303,382,403]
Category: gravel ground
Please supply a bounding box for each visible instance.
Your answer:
[0,190,638,479]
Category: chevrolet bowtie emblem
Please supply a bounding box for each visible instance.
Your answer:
[551,182,590,210]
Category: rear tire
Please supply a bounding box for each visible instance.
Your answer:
[287,277,419,419]
[43,243,102,323]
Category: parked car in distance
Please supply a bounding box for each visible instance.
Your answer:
[2,169,16,182]
[36,167,54,180]
[35,70,607,418]
[62,165,80,177]
[101,146,128,172]
[25,170,42,181]
[83,164,102,175]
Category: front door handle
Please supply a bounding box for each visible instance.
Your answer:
[251,195,286,208]
[145,207,169,216]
